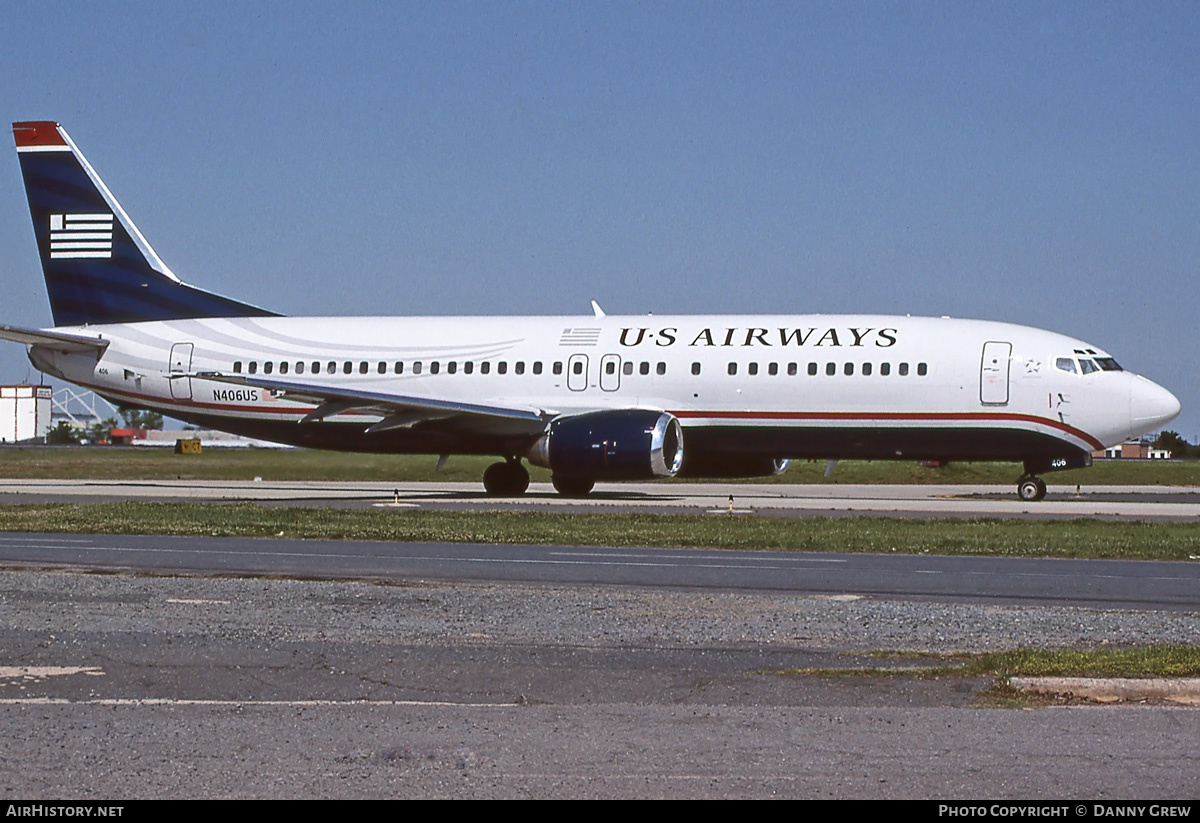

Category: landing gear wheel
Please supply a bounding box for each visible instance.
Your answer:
[1017,476,1047,502]
[552,475,595,497]
[483,460,530,496]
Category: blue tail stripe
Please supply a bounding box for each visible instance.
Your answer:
[21,170,102,212]
[17,126,278,326]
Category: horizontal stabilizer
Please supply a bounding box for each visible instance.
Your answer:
[0,323,110,353]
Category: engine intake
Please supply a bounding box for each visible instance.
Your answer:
[527,410,684,480]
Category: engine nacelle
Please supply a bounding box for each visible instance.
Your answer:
[677,454,790,479]
[526,409,684,480]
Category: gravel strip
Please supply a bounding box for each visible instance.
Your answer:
[4,570,1198,653]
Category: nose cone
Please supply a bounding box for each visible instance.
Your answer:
[1130,375,1182,435]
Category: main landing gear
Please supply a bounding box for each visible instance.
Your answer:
[551,475,595,497]
[481,459,597,497]
[1016,475,1047,502]
[482,458,529,496]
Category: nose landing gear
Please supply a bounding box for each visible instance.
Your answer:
[1016,454,1090,502]
[1017,476,1047,502]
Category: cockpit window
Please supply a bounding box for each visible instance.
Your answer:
[1079,359,1100,375]
[1095,357,1123,371]
[1055,357,1077,374]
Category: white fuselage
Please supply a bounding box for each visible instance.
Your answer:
[30,312,1179,463]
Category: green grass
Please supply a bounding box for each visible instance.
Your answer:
[767,646,1200,705]
[0,502,1197,560]
[0,446,521,483]
[1,445,1198,485]
[956,646,1200,679]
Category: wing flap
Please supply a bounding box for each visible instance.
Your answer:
[196,372,553,431]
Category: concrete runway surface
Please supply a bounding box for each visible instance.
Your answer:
[0,478,1197,519]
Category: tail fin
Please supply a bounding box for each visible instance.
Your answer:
[13,121,276,327]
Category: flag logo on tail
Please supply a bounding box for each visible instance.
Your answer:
[49,213,113,259]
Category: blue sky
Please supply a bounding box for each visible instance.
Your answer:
[0,1,1197,439]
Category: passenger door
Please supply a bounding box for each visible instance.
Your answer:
[980,341,1011,405]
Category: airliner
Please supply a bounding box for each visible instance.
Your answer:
[1,121,1181,501]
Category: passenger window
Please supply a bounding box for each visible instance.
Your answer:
[264,362,273,375]
[448,362,457,374]
[899,363,909,376]
[880,362,890,376]
[498,362,508,375]
[553,362,563,375]
[844,362,853,376]
[481,362,491,375]
[640,362,650,375]
[394,362,404,374]
[327,362,336,374]
[359,361,368,374]
[825,363,835,376]
[464,362,473,374]
[233,361,242,374]
[312,362,320,374]
[515,361,525,375]
[430,361,440,374]
[862,362,872,376]
[623,362,634,376]
[656,362,666,375]
[343,361,352,374]
[295,362,304,375]
[728,362,737,376]
[748,363,759,376]
[787,362,797,376]
[248,361,257,374]
[691,362,701,376]
[377,362,386,374]
[572,361,582,375]
[279,361,289,375]
[413,361,422,374]
[768,362,778,376]
[533,362,542,375]
[807,362,817,376]
[605,361,616,375]
[917,362,927,376]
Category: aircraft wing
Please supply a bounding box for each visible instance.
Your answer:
[0,324,110,353]
[196,372,554,434]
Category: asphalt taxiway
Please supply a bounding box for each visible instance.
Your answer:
[2,531,1199,609]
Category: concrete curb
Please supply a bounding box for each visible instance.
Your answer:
[1009,677,1200,705]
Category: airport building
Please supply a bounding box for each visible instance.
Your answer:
[0,385,53,443]
[1095,441,1172,460]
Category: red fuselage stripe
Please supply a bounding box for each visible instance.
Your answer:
[82,379,1103,451]
[668,409,1104,450]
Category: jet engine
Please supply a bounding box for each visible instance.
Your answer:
[526,409,684,480]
